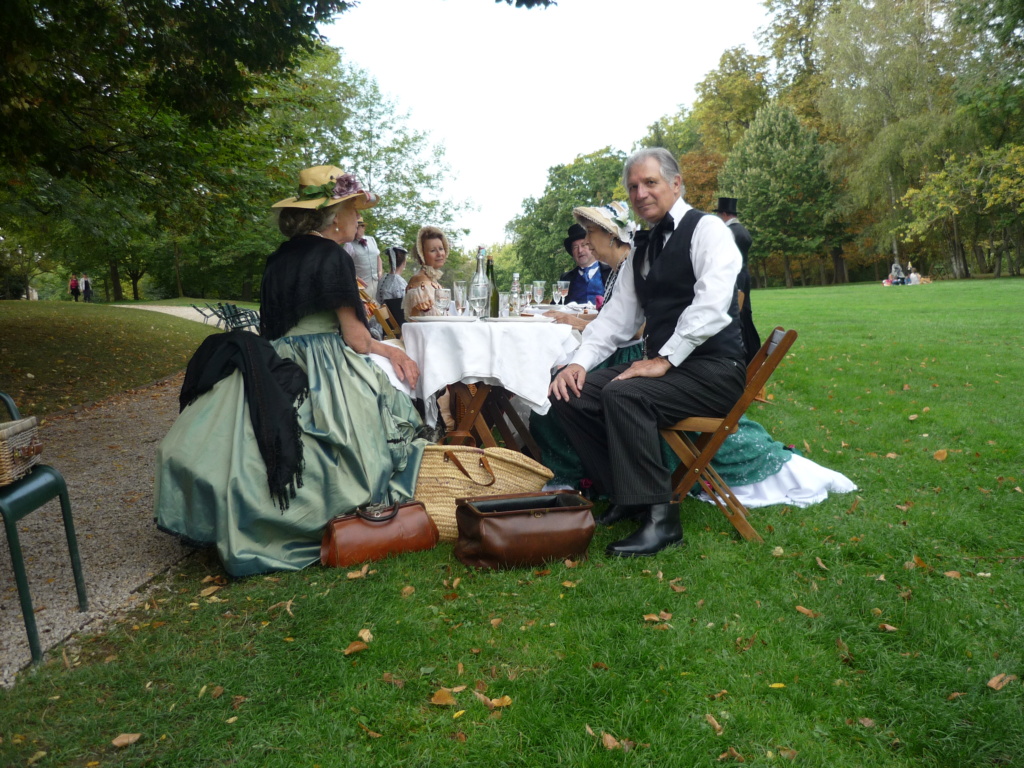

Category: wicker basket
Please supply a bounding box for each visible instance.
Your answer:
[0,416,43,487]
[414,445,553,542]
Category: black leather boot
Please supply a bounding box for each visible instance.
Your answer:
[605,503,683,557]
[595,504,644,527]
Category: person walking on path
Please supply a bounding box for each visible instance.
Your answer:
[81,274,93,302]
[68,274,81,302]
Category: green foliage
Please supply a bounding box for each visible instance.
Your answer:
[507,148,626,284]
[691,47,771,154]
[637,107,703,157]
[720,103,838,287]
[3,282,1024,765]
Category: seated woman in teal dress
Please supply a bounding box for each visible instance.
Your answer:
[155,165,427,577]
[532,202,854,520]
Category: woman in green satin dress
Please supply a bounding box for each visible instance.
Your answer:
[155,166,427,577]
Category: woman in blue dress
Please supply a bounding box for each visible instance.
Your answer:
[155,166,427,577]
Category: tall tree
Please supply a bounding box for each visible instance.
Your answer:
[637,107,703,157]
[691,47,771,154]
[719,102,837,287]
[507,148,626,283]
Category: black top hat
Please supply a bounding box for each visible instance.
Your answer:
[714,197,739,215]
[563,223,586,255]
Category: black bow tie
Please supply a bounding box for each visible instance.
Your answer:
[649,213,674,262]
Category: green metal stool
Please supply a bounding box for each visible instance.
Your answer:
[1,392,89,664]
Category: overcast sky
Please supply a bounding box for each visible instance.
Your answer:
[325,0,768,247]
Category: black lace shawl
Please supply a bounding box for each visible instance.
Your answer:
[180,331,310,510]
[259,235,367,340]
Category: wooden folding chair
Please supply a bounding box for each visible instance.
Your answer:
[359,288,401,339]
[658,327,798,543]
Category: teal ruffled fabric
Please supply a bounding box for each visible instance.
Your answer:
[530,343,792,490]
[155,313,425,577]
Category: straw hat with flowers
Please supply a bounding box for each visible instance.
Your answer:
[272,165,380,210]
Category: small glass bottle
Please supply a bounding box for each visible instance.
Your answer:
[509,272,521,316]
[484,248,499,318]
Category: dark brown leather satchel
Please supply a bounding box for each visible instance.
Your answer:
[454,491,595,570]
[320,500,439,568]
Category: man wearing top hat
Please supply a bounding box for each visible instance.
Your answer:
[560,223,610,305]
[715,197,760,363]
[549,147,747,557]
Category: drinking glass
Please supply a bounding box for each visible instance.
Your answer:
[532,280,546,306]
[468,282,489,317]
[435,287,451,316]
[453,281,467,316]
[556,280,570,305]
[498,292,510,317]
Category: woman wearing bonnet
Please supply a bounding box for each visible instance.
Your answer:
[402,225,450,318]
[155,165,428,577]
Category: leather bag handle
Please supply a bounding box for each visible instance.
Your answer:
[444,450,497,487]
[356,501,400,522]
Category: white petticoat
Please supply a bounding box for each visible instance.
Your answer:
[699,454,857,509]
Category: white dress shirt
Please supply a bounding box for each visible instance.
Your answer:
[571,197,741,371]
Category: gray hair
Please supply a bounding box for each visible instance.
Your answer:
[622,147,686,198]
[275,203,342,238]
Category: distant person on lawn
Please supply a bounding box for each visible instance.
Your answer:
[68,274,80,302]
[81,274,93,302]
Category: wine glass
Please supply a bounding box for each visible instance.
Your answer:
[453,281,467,316]
[468,282,489,317]
[532,280,546,306]
[435,287,451,316]
[556,280,570,305]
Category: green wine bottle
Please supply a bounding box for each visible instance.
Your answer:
[484,248,499,318]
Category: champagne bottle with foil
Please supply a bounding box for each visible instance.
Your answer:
[484,248,499,318]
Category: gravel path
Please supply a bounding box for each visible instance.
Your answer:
[0,305,212,687]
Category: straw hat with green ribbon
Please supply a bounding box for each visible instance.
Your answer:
[272,165,380,210]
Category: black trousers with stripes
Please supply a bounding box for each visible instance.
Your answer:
[550,356,746,506]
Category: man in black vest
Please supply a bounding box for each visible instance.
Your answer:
[714,197,760,364]
[549,148,747,557]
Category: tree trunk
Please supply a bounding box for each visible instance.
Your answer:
[972,243,988,275]
[818,256,828,285]
[783,253,793,288]
[174,242,184,298]
[949,216,970,279]
[831,247,847,284]
[992,230,1004,278]
[128,269,144,300]
[798,259,807,286]
[108,259,124,301]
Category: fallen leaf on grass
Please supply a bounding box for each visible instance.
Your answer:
[358,722,382,738]
[473,689,494,710]
[452,731,467,741]
[816,557,829,571]
[858,717,876,728]
[358,628,374,643]
[987,674,1018,691]
[943,571,961,579]
[347,564,370,580]
[947,692,966,700]
[933,449,948,461]
[778,747,798,760]
[451,685,467,693]
[534,568,550,576]
[343,641,368,656]
[453,710,465,719]
[717,746,745,762]
[602,732,621,750]
[885,452,899,459]
[232,695,246,709]
[27,752,47,765]
[401,586,415,597]
[795,605,820,618]
[837,637,854,665]
[564,559,579,568]
[771,546,785,557]
[769,683,786,689]
[382,673,405,688]
[708,689,728,700]
[199,586,221,597]
[670,583,687,593]
[562,580,577,588]
[592,662,609,670]
[225,716,238,724]
[908,414,918,421]
[492,695,513,708]
[705,714,724,735]
[431,689,458,706]
[490,618,502,628]
[210,685,224,699]
[112,734,142,748]
[879,624,899,632]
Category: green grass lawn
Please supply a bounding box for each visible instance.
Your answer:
[1,280,1023,767]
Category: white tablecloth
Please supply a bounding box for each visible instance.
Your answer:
[402,319,577,425]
